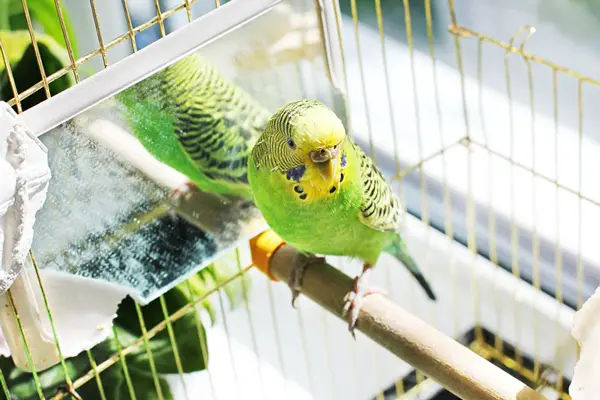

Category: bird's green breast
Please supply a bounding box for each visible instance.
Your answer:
[248,144,389,263]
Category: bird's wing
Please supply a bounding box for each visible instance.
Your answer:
[352,141,402,233]
[159,55,270,186]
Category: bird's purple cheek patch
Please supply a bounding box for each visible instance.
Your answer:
[286,165,307,182]
[341,152,347,168]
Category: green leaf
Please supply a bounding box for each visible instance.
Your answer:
[6,0,78,57]
[0,29,74,111]
[0,30,35,66]
[115,290,209,374]
[111,261,252,375]
[111,367,173,400]
[183,269,217,323]
[0,352,90,399]
[129,315,209,374]
[207,248,252,314]
[0,0,10,30]
[142,254,252,373]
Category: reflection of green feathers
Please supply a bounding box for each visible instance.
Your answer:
[116,54,270,199]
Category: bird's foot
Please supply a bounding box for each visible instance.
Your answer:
[342,264,387,338]
[168,181,197,207]
[289,252,326,307]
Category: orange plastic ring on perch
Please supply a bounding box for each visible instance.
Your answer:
[249,229,286,282]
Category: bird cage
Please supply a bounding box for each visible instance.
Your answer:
[0,0,596,399]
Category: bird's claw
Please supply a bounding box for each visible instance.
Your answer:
[168,181,197,206]
[342,277,387,339]
[288,253,326,307]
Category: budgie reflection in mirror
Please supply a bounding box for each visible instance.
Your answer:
[117,54,270,202]
[248,99,436,335]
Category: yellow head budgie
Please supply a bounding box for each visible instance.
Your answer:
[248,99,436,335]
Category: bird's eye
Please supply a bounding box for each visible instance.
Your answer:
[287,138,296,149]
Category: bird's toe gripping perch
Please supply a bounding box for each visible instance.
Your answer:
[250,230,327,306]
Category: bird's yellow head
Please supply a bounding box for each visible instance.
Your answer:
[252,99,346,187]
[288,103,346,185]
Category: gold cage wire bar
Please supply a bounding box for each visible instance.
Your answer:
[442,3,590,396]
[0,0,590,398]
[0,0,221,110]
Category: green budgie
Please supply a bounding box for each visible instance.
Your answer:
[248,99,436,334]
[116,53,270,201]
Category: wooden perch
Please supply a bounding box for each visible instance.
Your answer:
[250,230,548,400]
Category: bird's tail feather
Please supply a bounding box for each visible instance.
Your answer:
[385,235,437,301]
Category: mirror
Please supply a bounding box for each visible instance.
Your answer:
[31,0,346,304]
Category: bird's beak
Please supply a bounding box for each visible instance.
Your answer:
[310,146,340,184]
[316,159,337,183]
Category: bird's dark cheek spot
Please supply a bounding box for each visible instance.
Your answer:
[294,186,304,193]
[340,173,344,182]
[299,193,308,200]
[329,186,337,194]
